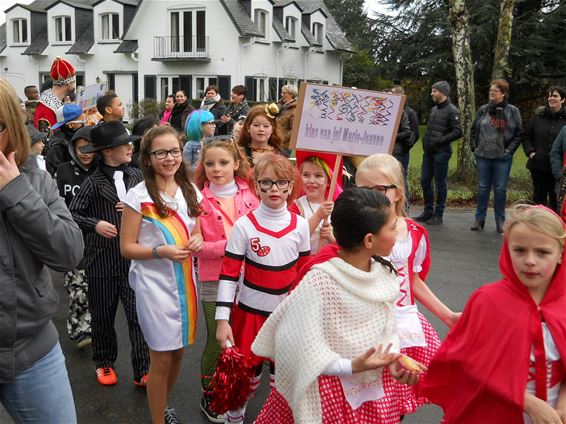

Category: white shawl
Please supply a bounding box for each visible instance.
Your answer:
[252,257,400,423]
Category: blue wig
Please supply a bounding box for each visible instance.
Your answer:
[185,110,215,141]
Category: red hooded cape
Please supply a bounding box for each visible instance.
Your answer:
[420,235,566,423]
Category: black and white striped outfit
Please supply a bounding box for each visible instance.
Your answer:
[69,165,149,379]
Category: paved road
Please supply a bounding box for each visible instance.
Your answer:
[0,209,505,424]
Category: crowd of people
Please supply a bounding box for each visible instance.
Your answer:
[0,54,565,424]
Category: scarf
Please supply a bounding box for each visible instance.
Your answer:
[160,109,172,125]
[252,257,400,423]
[420,231,566,423]
[488,100,509,132]
[200,94,221,111]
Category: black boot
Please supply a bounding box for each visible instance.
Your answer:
[413,211,433,222]
[470,220,485,231]
[496,221,505,234]
[426,215,443,225]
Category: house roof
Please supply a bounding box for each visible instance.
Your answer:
[218,0,263,37]
[45,0,94,10]
[272,0,302,9]
[22,21,49,55]
[0,24,6,54]
[67,19,94,54]
[272,17,293,42]
[92,0,139,5]
[114,39,138,53]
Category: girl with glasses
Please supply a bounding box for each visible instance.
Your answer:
[191,136,258,422]
[215,153,310,424]
[120,125,204,424]
[182,110,215,171]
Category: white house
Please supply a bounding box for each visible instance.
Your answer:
[0,0,352,120]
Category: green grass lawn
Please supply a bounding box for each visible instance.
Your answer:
[407,126,532,205]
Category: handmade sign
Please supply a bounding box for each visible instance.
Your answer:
[77,81,107,110]
[289,83,405,157]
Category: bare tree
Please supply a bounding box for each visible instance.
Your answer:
[448,0,476,181]
[491,0,517,80]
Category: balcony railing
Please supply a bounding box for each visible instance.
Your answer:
[153,36,209,61]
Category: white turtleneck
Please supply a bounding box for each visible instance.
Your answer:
[209,180,238,198]
[254,202,291,231]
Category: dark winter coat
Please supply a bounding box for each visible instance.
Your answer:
[170,101,195,133]
[392,110,413,160]
[523,106,566,172]
[422,99,463,154]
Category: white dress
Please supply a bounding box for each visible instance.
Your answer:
[124,181,202,351]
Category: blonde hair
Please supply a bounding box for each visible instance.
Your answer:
[505,204,566,248]
[356,153,406,217]
[0,79,29,166]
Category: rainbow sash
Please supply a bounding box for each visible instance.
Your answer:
[141,202,197,346]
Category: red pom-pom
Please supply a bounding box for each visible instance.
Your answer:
[207,344,255,414]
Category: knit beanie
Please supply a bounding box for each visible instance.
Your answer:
[432,81,450,97]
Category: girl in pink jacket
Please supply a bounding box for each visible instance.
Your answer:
[192,135,259,422]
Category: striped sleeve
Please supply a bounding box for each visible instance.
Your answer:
[215,220,247,321]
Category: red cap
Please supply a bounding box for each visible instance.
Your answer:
[50,56,76,86]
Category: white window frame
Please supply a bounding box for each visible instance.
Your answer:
[254,9,267,37]
[100,12,120,41]
[312,22,324,45]
[169,8,206,53]
[285,16,296,39]
[54,15,72,43]
[158,76,180,102]
[11,18,28,45]
[195,76,218,99]
[253,77,268,102]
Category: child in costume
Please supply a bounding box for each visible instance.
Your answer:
[215,153,310,423]
[182,110,216,170]
[120,125,204,424]
[355,153,460,417]
[237,104,284,167]
[192,135,259,422]
[252,187,425,423]
[290,151,343,254]
[421,204,566,423]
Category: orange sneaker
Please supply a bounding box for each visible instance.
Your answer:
[134,374,148,387]
[96,367,117,386]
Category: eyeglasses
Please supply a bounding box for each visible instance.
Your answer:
[203,135,234,145]
[359,184,397,195]
[489,89,501,94]
[257,179,291,190]
[150,148,183,160]
[203,122,216,126]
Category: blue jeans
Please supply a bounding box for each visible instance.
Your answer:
[0,342,76,424]
[475,154,513,223]
[420,151,451,216]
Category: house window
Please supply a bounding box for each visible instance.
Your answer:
[195,76,217,98]
[285,16,296,39]
[312,22,324,44]
[101,13,120,40]
[254,77,268,102]
[12,18,28,44]
[254,9,267,37]
[170,9,206,53]
[54,16,72,42]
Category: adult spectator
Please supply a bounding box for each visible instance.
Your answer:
[96,92,125,124]
[159,94,175,126]
[218,85,250,135]
[550,125,566,221]
[35,57,76,133]
[46,104,86,176]
[170,89,194,132]
[414,81,462,225]
[0,77,83,424]
[276,84,298,152]
[390,85,420,172]
[24,85,39,124]
[199,85,226,134]
[522,86,566,211]
[470,79,523,233]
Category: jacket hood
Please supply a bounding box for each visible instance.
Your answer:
[67,126,94,171]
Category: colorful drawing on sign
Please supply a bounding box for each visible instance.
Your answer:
[309,88,394,126]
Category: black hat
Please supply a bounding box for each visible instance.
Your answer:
[71,125,93,143]
[26,123,46,146]
[80,121,140,153]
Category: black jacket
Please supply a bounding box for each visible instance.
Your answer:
[523,106,566,172]
[392,110,413,160]
[170,101,195,132]
[406,105,420,145]
[422,99,463,154]
[45,128,73,176]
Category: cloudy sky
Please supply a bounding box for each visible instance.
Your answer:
[0,0,387,25]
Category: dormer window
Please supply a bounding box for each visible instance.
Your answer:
[101,13,120,40]
[54,16,72,42]
[254,9,267,37]
[285,16,296,39]
[12,18,28,44]
[312,22,324,44]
